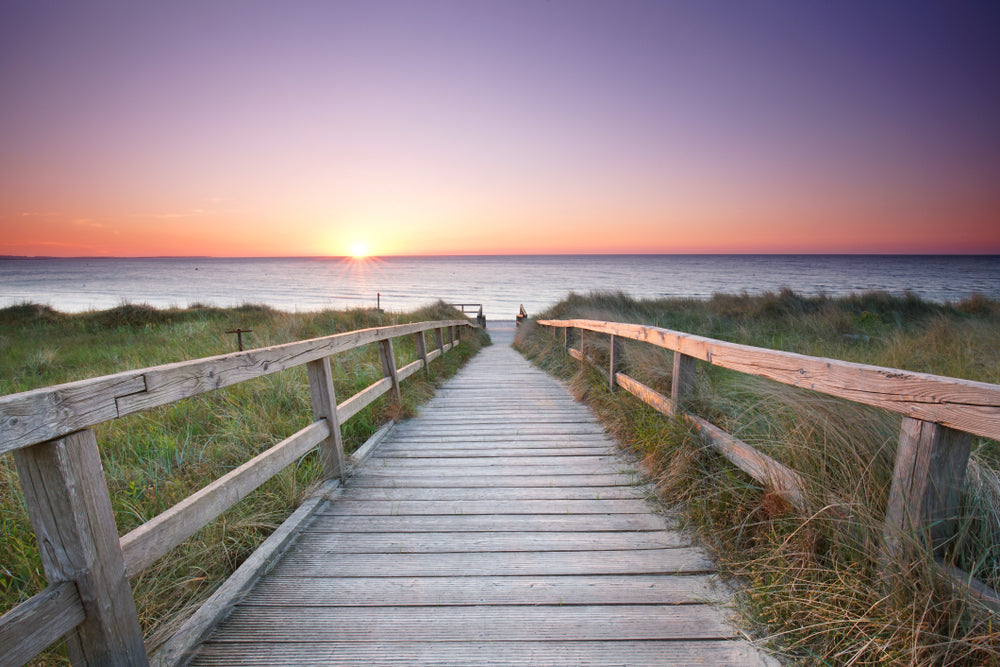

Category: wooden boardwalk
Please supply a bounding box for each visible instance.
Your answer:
[185,327,775,666]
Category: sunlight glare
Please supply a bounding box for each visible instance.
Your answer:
[350,241,369,259]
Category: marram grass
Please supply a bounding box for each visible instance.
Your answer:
[0,300,488,664]
[516,289,1000,666]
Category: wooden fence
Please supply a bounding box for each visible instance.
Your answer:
[537,318,1000,613]
[0,319,473,667]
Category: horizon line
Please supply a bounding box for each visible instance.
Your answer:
[3,251,999,260]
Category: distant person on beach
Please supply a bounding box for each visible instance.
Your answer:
[516,304,527,326]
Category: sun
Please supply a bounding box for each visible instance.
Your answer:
[349,241,369,259]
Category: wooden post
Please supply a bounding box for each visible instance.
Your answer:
[579,330,588,367]
[413,331,429,377]
[434,327,444,353]
[671,351,697,412]
[455,324,462,342]
[378,339,402,405]
[882,417,973,566]
[306,357,346,481]
[609,334,622,392]
[13,430,148,666]
[563,327,571,352]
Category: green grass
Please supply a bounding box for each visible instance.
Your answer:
[516,290,1000,666]
[0,300,489,662]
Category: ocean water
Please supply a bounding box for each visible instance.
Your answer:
[1,255,998,322]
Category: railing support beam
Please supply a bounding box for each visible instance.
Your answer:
[307,357,346,481]
[671,351,697,411]
[13,430,147,666]
[414,331,429,377]
[881,417,973,571]
[609,335,622,392]
[378,339,402,405]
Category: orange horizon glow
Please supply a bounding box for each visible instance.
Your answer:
[2,4,999,260]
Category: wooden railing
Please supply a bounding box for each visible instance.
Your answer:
[538,318,1000,612]
[0,319,473,667]
[451,303,486,328]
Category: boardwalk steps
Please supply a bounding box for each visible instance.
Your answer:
[185,334,775,666]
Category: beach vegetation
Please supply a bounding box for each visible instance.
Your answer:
[516,289,1000,665]
[0,300,488,663]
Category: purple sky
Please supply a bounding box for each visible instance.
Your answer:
[2,1,998,256]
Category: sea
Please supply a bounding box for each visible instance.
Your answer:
[1,255,998,323]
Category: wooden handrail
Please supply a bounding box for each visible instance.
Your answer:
[0,320,468,455]
[539,317,1000,614]
[0,318,474,666]
[539,318,1000,441]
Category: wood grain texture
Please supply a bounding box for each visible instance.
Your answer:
[0,582,85,667]
[242,573,716,605]
[185,640,776,667]
[540,318,1000,440]
[307,357,345,481]
[183,341,774,666]
[377,339,402,405]
[13,430,147,666]
[883,418,974,559]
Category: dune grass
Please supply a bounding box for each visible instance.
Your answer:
[0,300,488,663]
[516,289,1000,665]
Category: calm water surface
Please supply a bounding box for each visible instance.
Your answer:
[1,255,997,322]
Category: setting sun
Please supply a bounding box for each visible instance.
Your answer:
[349,242,369,259]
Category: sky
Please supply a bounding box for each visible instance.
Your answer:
[1,0,999,257]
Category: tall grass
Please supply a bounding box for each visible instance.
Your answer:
[516,290,1000,665]
[0,300,488,663]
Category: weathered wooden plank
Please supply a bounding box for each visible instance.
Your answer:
[413,331,429,377]
[390,425,608,436]
[348,473,641,488]
[326,485,645,500]
[609,334,623,392]
[121,421,329,577]
[367,455,623,468]
[615,371,808,508]
[385,434,613,444]
[117,321,464,418]
[541,318,1000,440]
[382,434,614,444]
[199,604,733,641]
[396,358,423,382]
[359,465,639,479]
[377,339,402,405]
[242,573,716,605]
[307,357,345,481]
[357,466,636,479]
[336,377,393,422]
[188,639,776,667]
[672,351,697,407]
[0,374,147,456]
[316,498,653,515]
[0,582,85,667]
[293,530,689,553]
[882,418,974,562]
[379,447,616,458]
[13,430,147,666]
[298,513,672,532]
[278,549,713,576]
[0,320,469,453]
